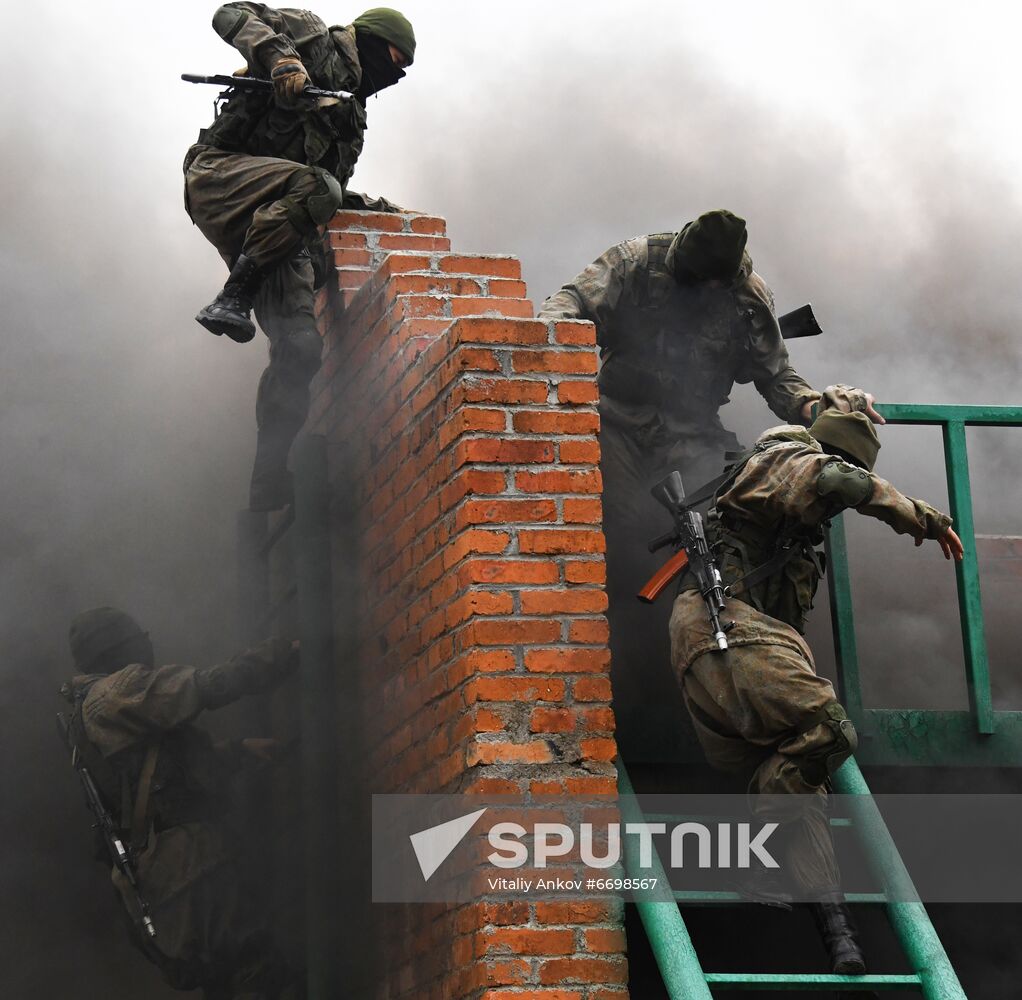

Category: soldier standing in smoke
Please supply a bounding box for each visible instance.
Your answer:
[538,209,883,757]
[668,406,962,973]
[60,607,303,998]
[184,4,416,511]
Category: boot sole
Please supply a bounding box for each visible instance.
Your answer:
[195,310,256,344]
[832,956,867,976]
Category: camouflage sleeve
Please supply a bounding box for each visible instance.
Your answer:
[857,476,953,541]
[81,639,298,756]
[537,240,640,348]
[193,637,299,710]
[212,3,323,73]
[734,271,820,424]
[342,191,407,213]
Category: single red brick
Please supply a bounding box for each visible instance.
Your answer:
[580,738,617,762]
[410,215,447,234]
[460,498,558,527]
[557,381,600,405]
[579,706,616,733]
[483,927,575,957]
[330,209,406,231]
[525,649,612,673]
[440,255,522,278]
[530,707,577,733]
[511,350,598,375]
[461,439,556,465]
[515,470,602,494]
[379,233,452,251]
[559,440,601,464]
[538,957,627,985]
[488,279,529,298]
[572,677,613,702]
[470,677,566,703]
[568,619,610,643]
[565,775,618,796]
[452,297,535,318]
[459,559,560,586]
[584,928,627,954]
[534,900,618,924]
[564,560,607,585]
[513,411,600,435]
[452,316,547,345]
[332,247,372,267]
[327,230,369,249]
[467,740,552,765]
[518,530,606,555]
[520,590,608,615]
[563,498,603,524]
[552,321,598,345]
[465,619,561,646]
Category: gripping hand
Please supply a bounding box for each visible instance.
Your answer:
[271,56,309,106]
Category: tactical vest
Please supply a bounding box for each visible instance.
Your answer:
[596,235,764,421]
[707,441,827,635]
[197,24,366,188]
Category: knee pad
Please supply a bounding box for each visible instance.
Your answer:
[793,702,858,788]
[284,167,343,238]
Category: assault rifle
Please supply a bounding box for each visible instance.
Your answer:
[181,72,354,102]
[639,471,733,651]
[56,712,157,940]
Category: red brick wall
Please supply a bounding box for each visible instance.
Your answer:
[307,211,628,999]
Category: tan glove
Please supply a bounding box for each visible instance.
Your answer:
[819,384,886,425]
[271,56,309,106]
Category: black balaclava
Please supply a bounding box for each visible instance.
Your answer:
[355,30,406,101]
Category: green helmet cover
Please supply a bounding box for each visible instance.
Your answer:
[352,7,416,64]
[667,209,748,282]
[809,410,881,472]
[69,606,147,673]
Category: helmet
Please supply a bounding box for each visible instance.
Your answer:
[69,606,149,674]
[809,410,881,472]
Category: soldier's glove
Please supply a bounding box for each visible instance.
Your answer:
[820,384,885,425]
[271,56,310,106]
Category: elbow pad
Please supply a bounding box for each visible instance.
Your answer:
[213,5,249,43]
[817,459,874,508]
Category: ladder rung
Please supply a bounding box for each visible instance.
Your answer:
[704,972,922,991]
[673,891,887,905]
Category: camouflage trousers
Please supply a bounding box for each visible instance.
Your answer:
[115,821,304,998]
[670,593,857,894]
[184,147,340,491]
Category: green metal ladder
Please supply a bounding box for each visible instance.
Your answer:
[618,403,1022,997]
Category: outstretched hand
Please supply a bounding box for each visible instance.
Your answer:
[860,392,886,425]
[914,527,964,561]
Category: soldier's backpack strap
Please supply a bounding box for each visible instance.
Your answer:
[130,744,161,852]
[641,233,677,299]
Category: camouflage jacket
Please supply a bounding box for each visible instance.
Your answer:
[64,637,296,834]
[539,234,820,439]
[674,426,952,665]
[196,3,367,187]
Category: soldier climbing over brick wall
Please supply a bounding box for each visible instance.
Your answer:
[183,4,416,510]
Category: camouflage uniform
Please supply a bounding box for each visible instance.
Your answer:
[184,3,409,508]
[63,630,301,998]
[669,424,952,894]
[539,225,821,756]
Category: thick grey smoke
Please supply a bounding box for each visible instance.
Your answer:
[2,2,1019,996]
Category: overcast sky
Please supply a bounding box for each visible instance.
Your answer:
[3,3,1022,994]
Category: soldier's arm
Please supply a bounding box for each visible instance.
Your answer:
[212,3,319,74]
[538,241,639,346]
[81,638,299,755]
[737,272,821,424]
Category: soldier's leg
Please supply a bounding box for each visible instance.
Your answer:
[249,254,322,511]
[185,149,341,342]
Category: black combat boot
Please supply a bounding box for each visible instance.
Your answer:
[809,892,866,975]
[195,254,261,343]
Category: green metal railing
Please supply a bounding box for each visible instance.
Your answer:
[826,403,1022,765]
